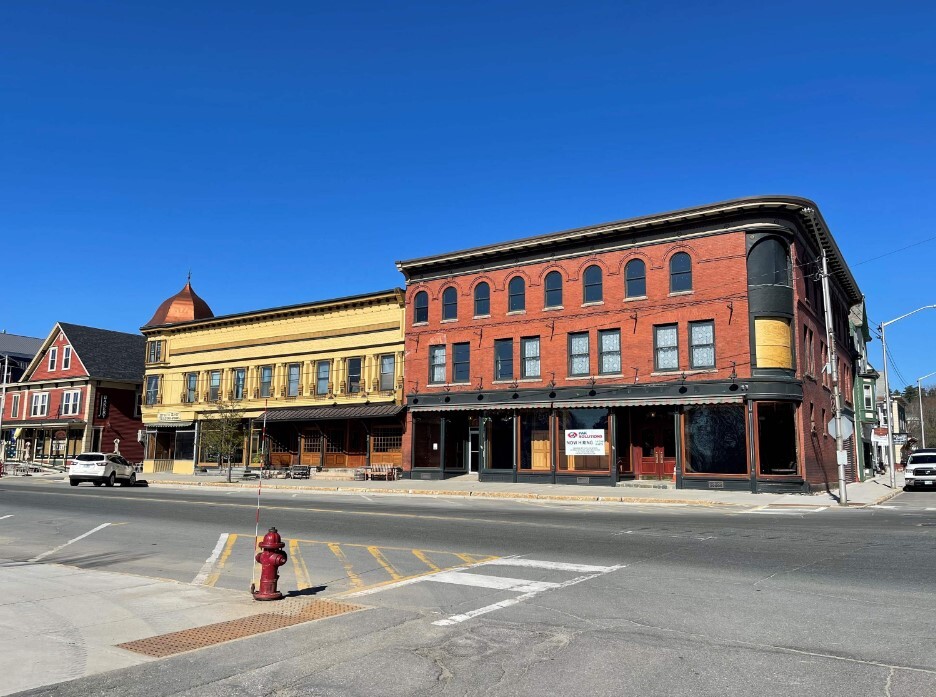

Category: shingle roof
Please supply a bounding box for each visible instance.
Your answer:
[58,323,146,383]
[0,333,43,360]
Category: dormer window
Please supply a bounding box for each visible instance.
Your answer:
[62,346,72,370]
[48,347,58,371]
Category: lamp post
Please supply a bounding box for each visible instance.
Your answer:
[916,370,936,448]
[881,305,936,488]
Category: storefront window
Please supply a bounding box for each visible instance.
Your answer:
[757,402,798,476]
[685,405,747,474]
[520,411,551,471]
[176,431,195,460]
[488,414,514,469]
[557,408,610,472]
[443,416,468,470]
[413,415,442,468]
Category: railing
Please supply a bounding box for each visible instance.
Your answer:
[152,459,174,473]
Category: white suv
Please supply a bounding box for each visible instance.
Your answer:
[904,450,936,490]
[69,453,137,487]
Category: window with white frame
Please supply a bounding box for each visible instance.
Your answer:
[654,324,679,372]
[863,384,873,411]
[48,347,58,371]
[379,354,395,391]
[10,393,20,418]
[568,332,590,376]
[521,337,540,378]
[62,346,72,370]
[31,392,49,416]
[599,329,621,374]
[689,320,715,369]
[61,390,81,416]
[429,345,446,384]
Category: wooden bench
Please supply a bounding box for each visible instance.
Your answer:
[367,464,397,481]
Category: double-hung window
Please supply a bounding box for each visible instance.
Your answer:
[654,324,679,371]
[316,362,331,396]
[670,253,692,292]
[689,320,715,369]
[287,363,301,397]
[209,370,221,401]
[545,271,563,308]
[453,343,470,383]
[583,265,603,303]
[429,346,446,384]
[61,390,81,416]
[599,329,621,374]
[414,291,429,324]
[494,339,513,381]
[10,394,20,418]
[508,277,526,312]
[442,287,458,321]
[48,348,58,371]
[259,365,273,398]
[568,332,590,376]
[31,392,49,416]
[347,358,362,393]
[146,341,163,363]
[233,368,246,400]
[145,376,160,405]
[521,337,540,379]
[185,373,198,403]
[62,346,72,370]
[379,354,395,391]
[474,283,490,316]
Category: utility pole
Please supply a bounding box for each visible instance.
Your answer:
[820,249,848,505]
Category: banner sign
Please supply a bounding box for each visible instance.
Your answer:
[564,429,605,456]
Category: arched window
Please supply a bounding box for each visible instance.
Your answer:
[414,291,428,324]
[670,252,692,292]
[544,271,563,308]
[748,238,791,286]
[474,282,490,316]
[625,259,646,298]
[583,265,603,303]
[442,287,458,320]
[508,276,526,312]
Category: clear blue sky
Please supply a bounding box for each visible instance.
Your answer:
[2,1,934,389]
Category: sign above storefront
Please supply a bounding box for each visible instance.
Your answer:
[564,429,605,456]
[158,412,182,423]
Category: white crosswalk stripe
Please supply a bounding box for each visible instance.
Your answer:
[425,571,561,593]
[480,558,618,573]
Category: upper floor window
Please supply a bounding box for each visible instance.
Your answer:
[10,393,20,418]
[863,384,873,411]
[233,368,246,400]
[48,347,58,371]
[259,365,273,398]
[654,324,679,372]
[146,341,163,364]
[287,363,301,397]
[379,354,395,391]
[442,287,458,321]
[62,346,72,370]
[521,337,541,378]
[31,392,49,416]
[347,358,362,393]
[453,342,471,383]
[689,320,715,369]
[508,277,526,312]
[429,345,446,384]
[209,370,221,401]
[568,332,590,376]
[670,252,693,293]
[599,329,621,374]
[414,291,429,324]
[61,390,81,416]
[316,361,331,396]
[494,339,514,380]
[583,265,603,303]
[748,237,791,286]
[625,259,646,298]
[474,283,490,316]
[185,373,198,403]
[545,271,563,308]
[145,376,160,405]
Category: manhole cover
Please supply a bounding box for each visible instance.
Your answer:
[117,598,364,658]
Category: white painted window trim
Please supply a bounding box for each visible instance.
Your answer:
[31,392,49,417]
[62,389,81,416]
[48,348,58,371]
[10,393,20,418]
[62,346,72,370]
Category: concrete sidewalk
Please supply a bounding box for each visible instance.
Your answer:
[133,470,905,508]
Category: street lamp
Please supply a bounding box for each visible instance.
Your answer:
[916,369,936,448]
[881,305,936,488]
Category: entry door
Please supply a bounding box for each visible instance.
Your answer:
[468,429,479,472]
[636,417,677,478]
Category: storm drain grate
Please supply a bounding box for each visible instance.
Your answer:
[117,598,365,658]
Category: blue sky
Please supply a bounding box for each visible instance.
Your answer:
[2,1,934,388]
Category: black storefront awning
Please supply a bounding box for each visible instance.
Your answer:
[1,420,87,428]
[262,404,405,422]
[146,421,195,429]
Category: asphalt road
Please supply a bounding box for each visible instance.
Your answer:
[3,479,935,696]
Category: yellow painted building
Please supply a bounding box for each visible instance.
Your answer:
[140,281,406,475]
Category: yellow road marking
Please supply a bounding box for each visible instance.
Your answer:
[289,538,311,591]
[204,533,238,587]
[328,543,364,589]
[456,553,497,564]
[412,549,441,572]
[367,546,402,581]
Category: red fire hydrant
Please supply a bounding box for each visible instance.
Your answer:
[251,527,288,601]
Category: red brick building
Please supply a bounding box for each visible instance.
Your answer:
[0,323,145,464]
[395,196,861,493]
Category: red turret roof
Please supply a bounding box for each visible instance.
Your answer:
[144,280,214,327]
